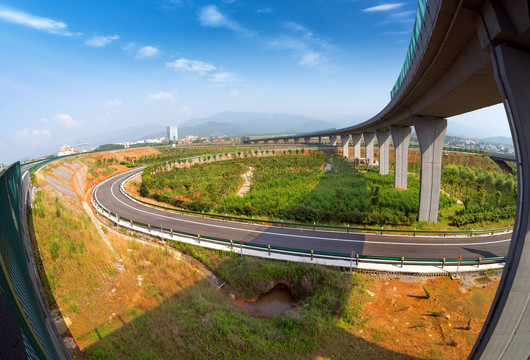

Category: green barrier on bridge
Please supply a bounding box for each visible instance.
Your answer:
[390,0,429,98]
[0,162,62,359]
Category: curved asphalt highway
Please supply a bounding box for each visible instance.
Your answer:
[94,168,510,260]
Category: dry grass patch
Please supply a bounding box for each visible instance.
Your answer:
[30,184,207,356]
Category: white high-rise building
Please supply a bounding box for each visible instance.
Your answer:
[167,126,178,142]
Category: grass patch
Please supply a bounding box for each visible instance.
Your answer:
[85,256,369,360]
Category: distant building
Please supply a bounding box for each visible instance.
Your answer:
[167,126,178,142]
[185,135,198,142]
[146,137,166,144]
[58,145,76,157]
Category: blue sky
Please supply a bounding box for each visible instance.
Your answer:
[0,0,510,163]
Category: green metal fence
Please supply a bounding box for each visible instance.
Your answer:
[0,162,62,359]
[390,0,429,98]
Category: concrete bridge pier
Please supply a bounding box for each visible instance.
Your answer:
[391,126,412,189]
[318,137,322,145]
[329,136,338,146]
[414,117,447,223]
[341,134,350,158]
[363,132,375,166]
[376,130,390,175]
[304,137,311,144]
[352,134,362,159]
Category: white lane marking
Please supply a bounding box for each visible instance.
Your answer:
[97,172,511,247]
[22,171,28,180]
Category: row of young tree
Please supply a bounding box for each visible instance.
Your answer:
[128,146,238,169]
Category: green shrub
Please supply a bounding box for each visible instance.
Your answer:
[423,285,431,299]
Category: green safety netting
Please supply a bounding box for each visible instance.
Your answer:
[0,162,61,359]
[390,0,429,98]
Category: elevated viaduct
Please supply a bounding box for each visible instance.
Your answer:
[243,0,530,358]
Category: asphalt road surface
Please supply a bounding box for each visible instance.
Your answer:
[94,168,510,260]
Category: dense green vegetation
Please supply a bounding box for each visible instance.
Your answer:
[141,151,434,226]
[442,164,516,226]
[219,154,443,226]
[138,148,516,228]
[220,152,326,218]
[142,160,248,212]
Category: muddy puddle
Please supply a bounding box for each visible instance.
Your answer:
[473,276,492,286]
[241,284,295,318]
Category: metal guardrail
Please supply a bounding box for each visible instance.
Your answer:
[121,171,513,238]
[91,178,507,270]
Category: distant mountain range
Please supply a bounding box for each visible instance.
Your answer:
[176,111,339,138]
[79,111,512,147]
[478,136,513,146]
[445,121,498,139]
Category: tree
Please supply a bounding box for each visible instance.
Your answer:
[370,185,380,207]
[140,182,150,197]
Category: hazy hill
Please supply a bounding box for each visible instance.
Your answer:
[479,136,513,146]
[179,111,337,137]
[84,113,511,146]
[92,124,165,145]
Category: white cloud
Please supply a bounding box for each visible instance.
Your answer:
[161,0,184,7]
[137,45,160,59]
[92,99,122,122]
[210,72,235,84]
[166,58,239,86]
[230,89,239,97]
[0,7,73,36]
[40,117,49,123]
[199,5,229,27]
[53,114,80,127]
[124,43,160,59]
[382,30,412,36]
[268,22,334,70]
[299,51,324,67]
[147,90,178,102]
[85,34,120,47]
[256,7,272,14]
[362,3,405,12]
[198,5,252,36]
[15,128,52,144]
[166,58,217,75]
[390,10,415,19]
[104,99,122,107]
[103,98,122,109]
[179,105,191,114]
[123,42,136,51]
